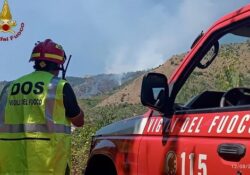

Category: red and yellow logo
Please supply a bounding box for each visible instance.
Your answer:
[0,0,16,33]
[0,0,24,41]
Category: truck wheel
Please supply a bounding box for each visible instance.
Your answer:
[84,155,117,175]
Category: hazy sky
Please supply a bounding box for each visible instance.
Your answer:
[0,0,249,81]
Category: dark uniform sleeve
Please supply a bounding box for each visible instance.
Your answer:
[63,83,81,118]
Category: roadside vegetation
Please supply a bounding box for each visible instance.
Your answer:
[71,98,147,174]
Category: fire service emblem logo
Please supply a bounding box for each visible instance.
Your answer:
[0,0,24,41]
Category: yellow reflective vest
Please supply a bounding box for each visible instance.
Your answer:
[0,71,71,175]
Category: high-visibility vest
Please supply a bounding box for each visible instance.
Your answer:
[0,71,71,175]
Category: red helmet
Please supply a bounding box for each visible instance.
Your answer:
[30,39,66,65]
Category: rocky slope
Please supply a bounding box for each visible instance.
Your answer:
[97,54,185,106]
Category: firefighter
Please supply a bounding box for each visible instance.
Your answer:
[0,39,84,174]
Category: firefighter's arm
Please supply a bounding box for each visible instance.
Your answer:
[69,109,84,127]
[63,83,84,127]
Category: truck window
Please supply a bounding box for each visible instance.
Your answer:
[175,28,250,110]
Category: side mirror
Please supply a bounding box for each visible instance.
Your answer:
[141,73,169,113]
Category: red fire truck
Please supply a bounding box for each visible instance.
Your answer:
[85,4,250,175]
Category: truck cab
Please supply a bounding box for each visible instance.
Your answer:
[85,4,250,175]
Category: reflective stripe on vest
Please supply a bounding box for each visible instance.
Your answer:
[0,76,71,134]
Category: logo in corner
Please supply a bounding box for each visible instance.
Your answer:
[0,0,24,41]
[0,0,16,33]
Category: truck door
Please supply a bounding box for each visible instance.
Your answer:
[138,9,250,175]
[139,110,250,175]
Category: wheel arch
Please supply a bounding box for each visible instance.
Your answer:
[84,154,117,175]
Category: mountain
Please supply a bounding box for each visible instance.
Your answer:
[0,55,183,101]
[1,42,248,106]
[97,42,250,106]
[68,71,146,98]
[97,54,184,106]
[0,71,146,98]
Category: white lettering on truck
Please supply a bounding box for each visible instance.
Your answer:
[238,114,250,133]
[146,113,250,134]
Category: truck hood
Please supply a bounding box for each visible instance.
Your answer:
[95,115,148,136]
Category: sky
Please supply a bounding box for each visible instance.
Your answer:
[0,0,249,81]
